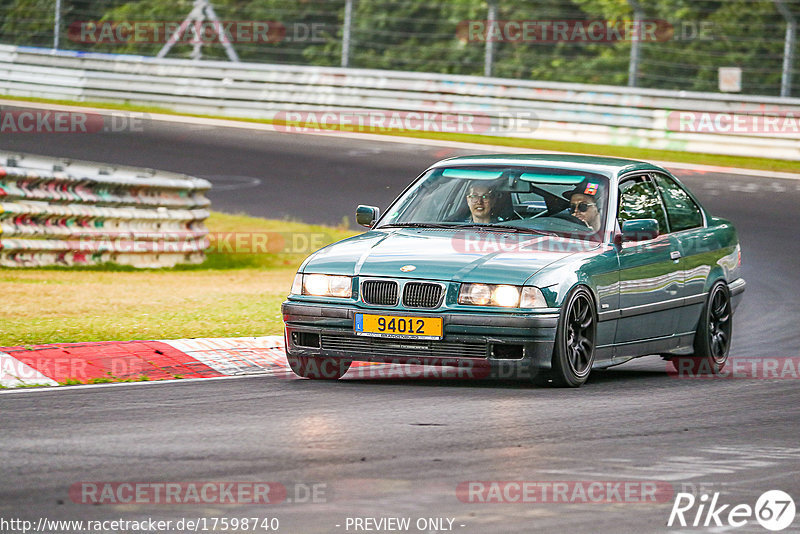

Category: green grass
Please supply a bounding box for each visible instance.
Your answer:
[194,212,353,270]
[4,371,173,390]
[0,211,358,346]
[57,376,153,385]
[0,382,53,389]
[2,94,798,173]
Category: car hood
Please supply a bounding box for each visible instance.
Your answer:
[302,228,597,285]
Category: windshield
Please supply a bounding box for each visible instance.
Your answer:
[378,165,610,238]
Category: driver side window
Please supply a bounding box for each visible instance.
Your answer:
[618,176,669,234]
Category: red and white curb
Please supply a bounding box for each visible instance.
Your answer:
[0,336,291,388]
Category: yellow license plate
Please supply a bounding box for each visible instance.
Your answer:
[354,313,443,340]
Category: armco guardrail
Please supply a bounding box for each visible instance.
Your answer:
[0,151,210,268]
[1,44,799,159]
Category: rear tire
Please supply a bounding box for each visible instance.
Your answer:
[670,281,732,376]
[535,286,597,388]
[287,355,351,379]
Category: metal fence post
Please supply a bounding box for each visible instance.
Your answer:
[53,0,62,50]
[775,0,796,97]
[157,0,239,62]
[484,0,497,77]
[341,0,353,68]
[627,0,643,87]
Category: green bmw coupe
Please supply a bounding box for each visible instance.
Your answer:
[282,154,745,387]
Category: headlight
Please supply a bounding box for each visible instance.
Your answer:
[461,283,492,306]
[291,273,352,298]
[459,283,546,308]
[493,285,520,307]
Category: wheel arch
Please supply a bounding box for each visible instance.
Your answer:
[703,265,729,293]
[548,273,601,314]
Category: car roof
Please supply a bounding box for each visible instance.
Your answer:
[429,153,666,178]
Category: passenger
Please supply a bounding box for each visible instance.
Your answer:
[464,184,499,223]
[463,182,515,223]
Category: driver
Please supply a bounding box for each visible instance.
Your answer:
[564,181,603,232]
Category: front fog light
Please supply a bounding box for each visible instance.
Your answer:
[520,287,547,308]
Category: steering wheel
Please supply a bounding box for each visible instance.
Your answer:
[552,211,590,228]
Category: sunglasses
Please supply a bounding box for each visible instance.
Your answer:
[570,201,596,213]
[467,193,495,201]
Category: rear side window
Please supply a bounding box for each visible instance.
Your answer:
[652,173,703,232]
[618,176,668,234]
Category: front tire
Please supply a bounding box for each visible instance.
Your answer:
[670,281,732,375]
[287,355,351,379]
[535,286,597,388]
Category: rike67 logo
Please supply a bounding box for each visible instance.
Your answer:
[668,490,796,531]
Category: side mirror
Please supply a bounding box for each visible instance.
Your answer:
[356,205,380,228]
[618,218,659,243]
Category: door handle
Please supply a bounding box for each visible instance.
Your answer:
[670,251,681,261]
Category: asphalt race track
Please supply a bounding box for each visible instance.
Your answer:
[2,112,800,533]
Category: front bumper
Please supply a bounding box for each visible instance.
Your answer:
[282,301,559,371]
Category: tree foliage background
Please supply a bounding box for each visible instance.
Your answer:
[0,0,796,96]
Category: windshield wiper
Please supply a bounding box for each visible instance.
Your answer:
[381,223,460,229]
[455,223,557,236]
[381,222,560,237]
